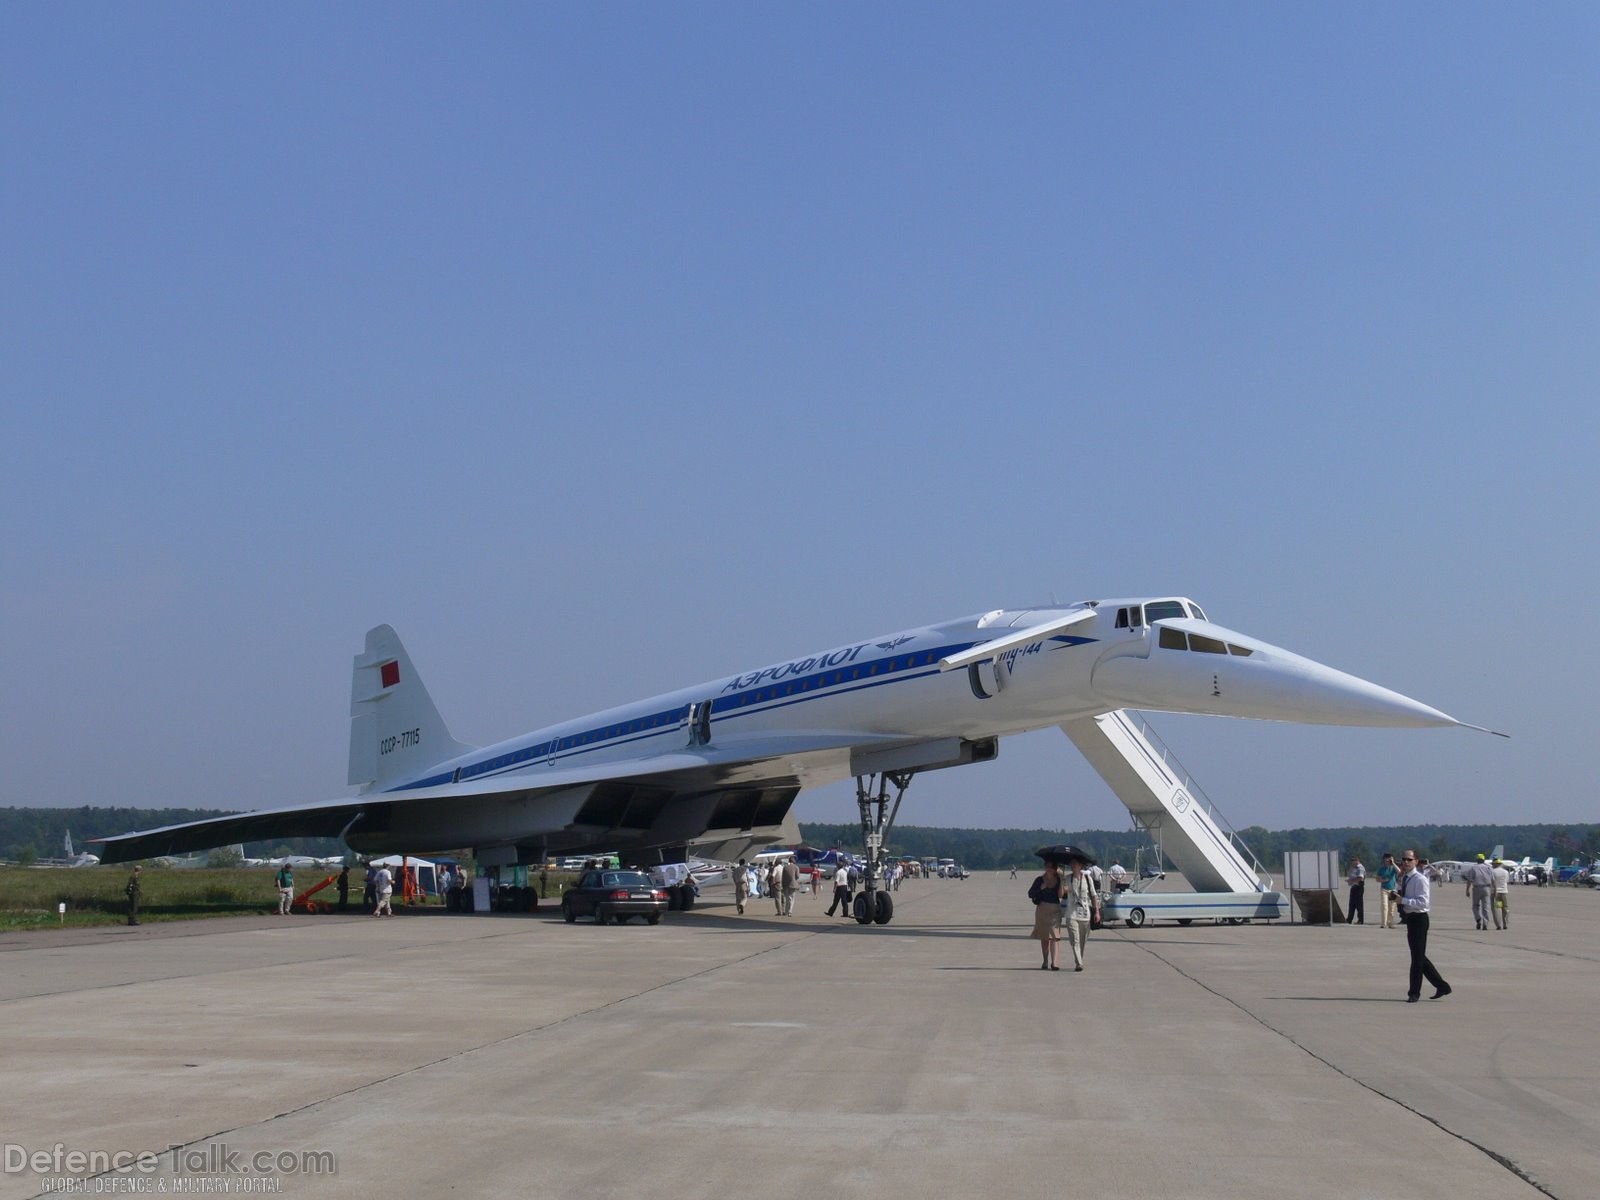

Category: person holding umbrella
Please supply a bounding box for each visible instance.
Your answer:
[1029,848,1071,970]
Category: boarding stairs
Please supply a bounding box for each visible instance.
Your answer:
[1060,710,1272,894]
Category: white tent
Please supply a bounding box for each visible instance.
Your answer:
[365,855,441,896]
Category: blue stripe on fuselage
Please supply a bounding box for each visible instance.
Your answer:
[386,634,1096,790]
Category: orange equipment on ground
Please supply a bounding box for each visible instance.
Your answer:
[292,874,339,914]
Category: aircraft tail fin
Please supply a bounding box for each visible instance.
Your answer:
[348,625,475,791]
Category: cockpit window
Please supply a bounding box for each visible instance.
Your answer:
[1145,600,1187,623]
[1159,627,1253,656]
[1187,603,1207,621]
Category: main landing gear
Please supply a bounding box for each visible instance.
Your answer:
[852,770,912,926]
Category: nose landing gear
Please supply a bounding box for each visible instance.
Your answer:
[853,770,912,926]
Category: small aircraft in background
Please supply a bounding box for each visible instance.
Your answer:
[1509,855,1557,885]
[32,832,101,868]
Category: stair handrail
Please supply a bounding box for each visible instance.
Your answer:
[1116,709,1274,890]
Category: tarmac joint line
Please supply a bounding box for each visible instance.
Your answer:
[1122,933,1557,1200]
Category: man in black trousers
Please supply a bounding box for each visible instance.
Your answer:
[1345,856,1366,924]
[1394,849,1451,1003]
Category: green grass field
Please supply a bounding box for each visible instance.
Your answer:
[0,865,341,929]
[0,865,582,930]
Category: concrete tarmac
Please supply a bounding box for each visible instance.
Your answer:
[2,874,1595,1199]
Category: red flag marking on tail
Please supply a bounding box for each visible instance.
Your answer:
[380,661,400,689]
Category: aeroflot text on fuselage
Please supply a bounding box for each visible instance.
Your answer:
[720,643,871,694]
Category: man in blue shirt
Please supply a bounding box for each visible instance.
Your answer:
[1376,852,1400,928]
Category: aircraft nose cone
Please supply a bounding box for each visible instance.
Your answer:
[1281,659,1459,728]
[1091,629,1463,728]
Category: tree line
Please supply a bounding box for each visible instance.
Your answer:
[795,821,1600,873]
[4,807,1597,872]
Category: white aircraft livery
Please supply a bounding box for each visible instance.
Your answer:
[93,597,1499,923]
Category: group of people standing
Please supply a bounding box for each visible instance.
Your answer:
[731,857,808,915]
[728,857,907,919]
[1350,849,1512,935]
[1345,843,1530,1002]
[1028,858,1101,972]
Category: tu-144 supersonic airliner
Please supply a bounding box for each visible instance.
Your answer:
[94,596,1501,924]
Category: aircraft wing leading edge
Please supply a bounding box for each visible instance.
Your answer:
[89,730,921,864]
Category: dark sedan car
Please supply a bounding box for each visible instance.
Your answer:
[560,869,669,925]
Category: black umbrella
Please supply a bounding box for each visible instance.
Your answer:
[1035,844,1097,867]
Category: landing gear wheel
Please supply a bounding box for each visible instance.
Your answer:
[851,768,915,930]
[678,886,695,911]
[1176,918,1193,926]
[1127,908,1146,928]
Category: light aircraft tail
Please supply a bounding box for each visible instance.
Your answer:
[348,625,474,792]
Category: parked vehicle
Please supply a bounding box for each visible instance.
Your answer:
[560,869,669,925]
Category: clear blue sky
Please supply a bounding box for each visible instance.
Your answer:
[3,5,1596,839]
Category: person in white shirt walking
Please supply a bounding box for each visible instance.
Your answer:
[1490,857,1511,930]
[1394,849,1451,1002]
[1063,859,1101,972]
[373,865,394,917]
[826,864,852,917]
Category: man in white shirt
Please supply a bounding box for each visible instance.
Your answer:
[825,864,852,918]
[1490,858,1511,930]
[373,866,394,917]
[1396,849,1451,1002]
[1345,857,1366,925]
